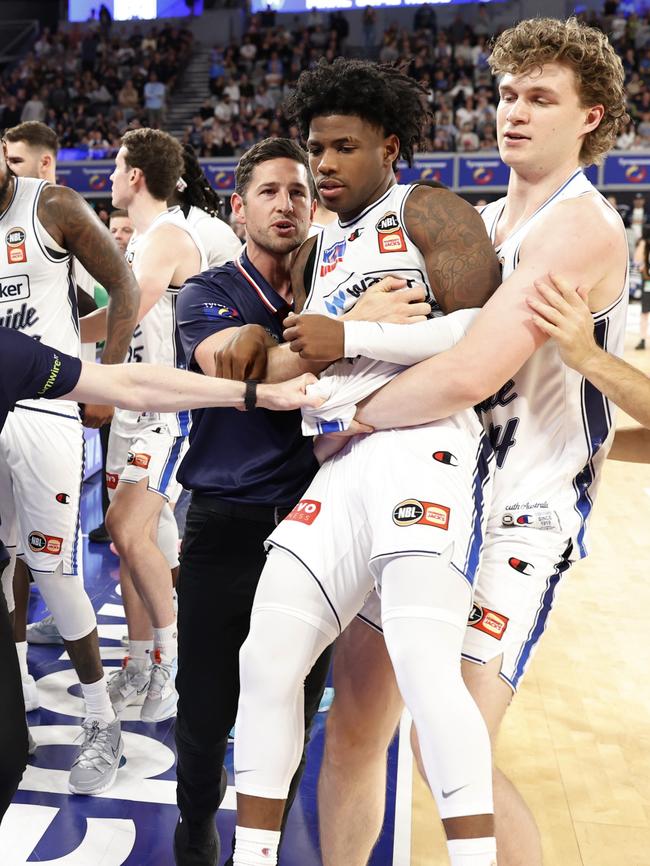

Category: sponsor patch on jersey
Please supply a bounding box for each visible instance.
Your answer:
[0,273,30,303]
[6,227,27,264]
[28,532,63,555]
[432,450,458,466]
[375,212,406,254]
[202,303,240,320]
[285,499,321,525]
[508,556,534,575]
[127,451,151,469]
[106,472,119,489]
[320,239,347,277]
[392,499,450,530]
[55,493,70,504]
[468,603,509,640]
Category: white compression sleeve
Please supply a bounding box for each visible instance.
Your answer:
[343,308,480,365]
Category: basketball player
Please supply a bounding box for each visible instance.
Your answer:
[0,326,321,828]
[171,143,242,267]
[229,60,502,866]
[308,19,628,866]
[93,129,207,723]
[109,208,134,254]
[0,123,140,794]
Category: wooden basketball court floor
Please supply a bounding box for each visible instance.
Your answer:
[1,315,648,866]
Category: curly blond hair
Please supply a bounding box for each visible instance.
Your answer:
[489,17,627,166]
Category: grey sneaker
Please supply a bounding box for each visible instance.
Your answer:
[26,613,64,645]
[69,717,123,795]
[140,650,178,723]
[108,656,151,713]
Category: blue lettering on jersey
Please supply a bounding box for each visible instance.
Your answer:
[488,417,520,469]
[0,301,40,332]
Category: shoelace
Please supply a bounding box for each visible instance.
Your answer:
[73,720,112,768]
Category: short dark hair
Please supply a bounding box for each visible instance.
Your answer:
[235,137,312,199]
[283,58,430,167]
[121,128,183,202]
[4,121,59,155]
[109,208,129,221]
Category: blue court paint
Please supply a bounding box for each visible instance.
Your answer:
[5,476,401,865]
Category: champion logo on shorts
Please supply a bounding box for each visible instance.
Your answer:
[285,499,321,525]
[432,450,458,466]
[106,472,119,489]
[508,556,534,575]
[55,492,70,504]
[28,532,63,555]
[468,603,509,640]
[392,499,450,530]
[127,451,151,469]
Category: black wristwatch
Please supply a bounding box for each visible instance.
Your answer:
[244,379,259,411]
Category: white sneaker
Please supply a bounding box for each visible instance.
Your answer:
[23,674,39,712]
[108,656,151,713]
[140,650,178,723]
[27,727,38,755]
[68,717,123,795]
[26,613,64,645]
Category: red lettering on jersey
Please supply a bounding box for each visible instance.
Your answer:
[378,229,406,254]
[285,499,321,525]
[469,604,509,640]
[106,472,119,489]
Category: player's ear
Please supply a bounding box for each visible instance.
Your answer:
[231,191,246,224]
[383,134,400,167]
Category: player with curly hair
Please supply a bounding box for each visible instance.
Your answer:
[311,18,629,866]
[223,57,503,866]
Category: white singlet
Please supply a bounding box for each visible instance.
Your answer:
[185,205,242,269]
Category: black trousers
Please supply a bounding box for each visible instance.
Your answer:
[175,496,332,826]
[0,558,28,825]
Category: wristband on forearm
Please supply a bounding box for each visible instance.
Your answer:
[244,379,259,411]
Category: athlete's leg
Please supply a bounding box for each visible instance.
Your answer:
[319,616,403,866]
[0,554,28,825]
[234,548,340,865]
[462,658,542,866]
[378,553,496,866]
[11,559,30,642]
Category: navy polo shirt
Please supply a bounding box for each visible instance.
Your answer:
[0,327,82,431]
[0,327,82,561]
[176,250,318,506]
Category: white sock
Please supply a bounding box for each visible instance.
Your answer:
[16,640,29,679]
[82,676,116,723]
[233,825,281,866]
[128,639,153,670]
[153,622,177,661]
[447,836,497,866]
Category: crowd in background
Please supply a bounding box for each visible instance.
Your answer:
[0,22,193,153]
[2,2,650,158]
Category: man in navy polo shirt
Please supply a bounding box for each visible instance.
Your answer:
[173,138,332,866]
[0,326,319,826]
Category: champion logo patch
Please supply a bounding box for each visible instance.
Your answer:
[432,450,458,466]
[508,556,534,575]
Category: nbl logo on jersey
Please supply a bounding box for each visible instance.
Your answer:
[6,227,27,264]
[28,531,63,555]
[392,499,450,530]
[376,212,407,255]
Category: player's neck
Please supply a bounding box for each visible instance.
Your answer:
[502,159,582,236]
[128,194,169,235]
[337,174,396,224]
[245,241,293,302]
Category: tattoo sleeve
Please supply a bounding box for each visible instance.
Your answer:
[404,185,501,314]
[39,186,140,364]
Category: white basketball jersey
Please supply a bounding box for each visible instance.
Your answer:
[0,177,80,411]
[121,206,207,436]
[185,205,241,269]
[479,170,628,557]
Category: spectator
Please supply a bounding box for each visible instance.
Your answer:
[143,71,165,128]
[21,91,46,123]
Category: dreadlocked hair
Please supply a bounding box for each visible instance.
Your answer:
[283,58,431,167]
[178,144,224,218]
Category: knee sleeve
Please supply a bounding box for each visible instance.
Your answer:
[1,547,16,614]
[33,566,96,642]
[234,549,333,800]
[379,555,493,820]
[157,502,180,569]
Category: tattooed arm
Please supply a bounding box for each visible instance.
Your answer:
[356,195,624,429]
[39,185,140,366]
[404,184,500,313]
